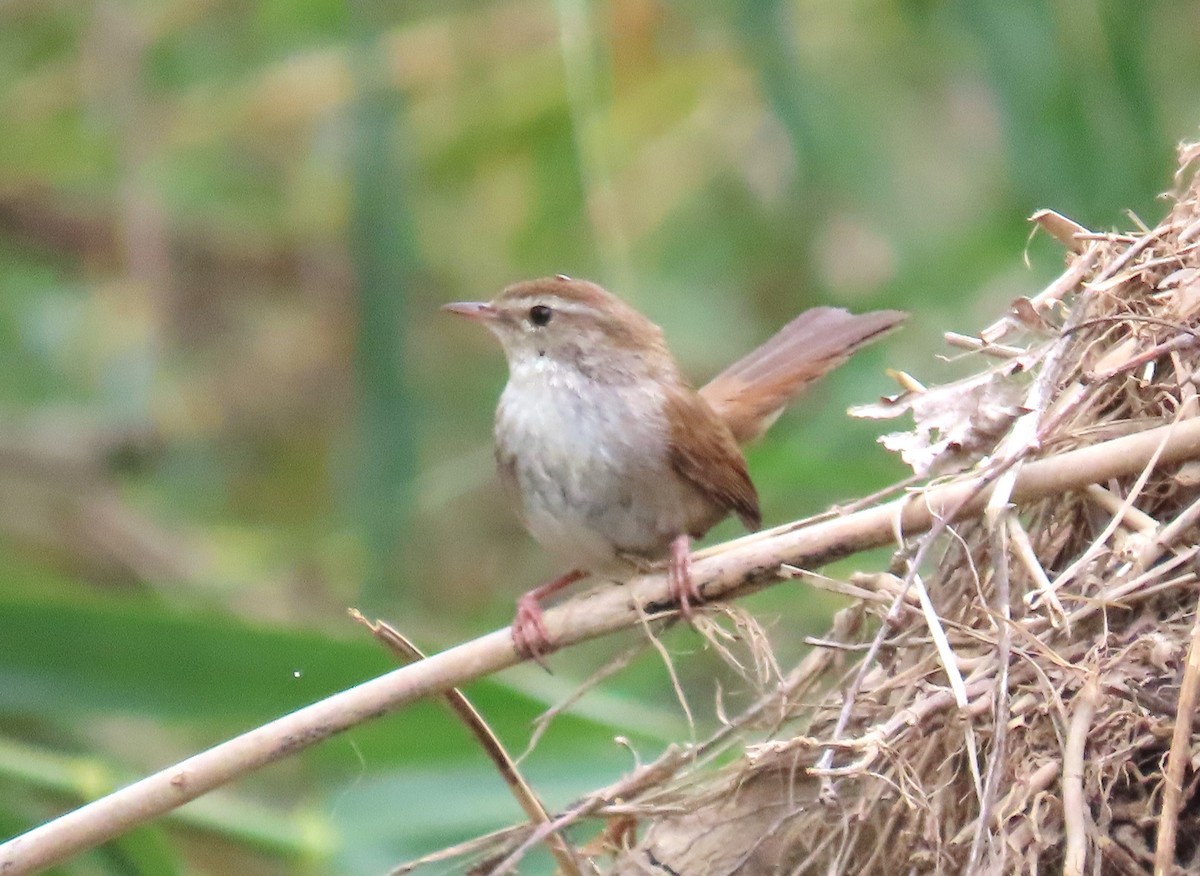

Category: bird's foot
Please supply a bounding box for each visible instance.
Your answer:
[511,569,587,668]
[667,534,702,618]
[513,594,552,668]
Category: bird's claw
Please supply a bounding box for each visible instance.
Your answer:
[667,534,702,618]
[513,594,554,670]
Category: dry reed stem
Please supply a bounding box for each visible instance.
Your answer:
[1141,491,1200,567]
[347,611,583,876]
[522,640,646,760]
[1063,677,1100,876]
[1007,513,1065,625]
[483,629,846,876]
[966,505,1014,872]
[1153,589,1200,876]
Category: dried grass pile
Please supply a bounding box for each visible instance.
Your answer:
[412,142,1200,876]
[595,141,1200,876]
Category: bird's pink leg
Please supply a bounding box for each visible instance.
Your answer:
[667,534,702,617]
[512,569,588,664]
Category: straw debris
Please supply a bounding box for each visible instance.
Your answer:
[430,140,1200,876]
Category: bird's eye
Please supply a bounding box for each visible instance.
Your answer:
[529,304,553,326]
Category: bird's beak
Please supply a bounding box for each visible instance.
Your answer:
[441,301,497,322]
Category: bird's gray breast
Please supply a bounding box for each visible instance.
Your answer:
[495,359,693,574]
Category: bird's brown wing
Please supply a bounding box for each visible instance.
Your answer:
[665,387,761,533]
[701,307,906,444]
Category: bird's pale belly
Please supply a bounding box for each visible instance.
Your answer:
[496,370,715,578]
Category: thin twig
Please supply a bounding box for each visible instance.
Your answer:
[1030,208,1093,253]
[804,674,1001,779]
[813,527,946,793]
[523,641,648,761]
[1050,411,1184,594]
[1087,330,1200,382]
[1063,546,1200,626]
[1153,589,1200,876]
[1063,677,1101,876]
[910,572,969,709]
[908,567,985,810]
[347,611,582,876]
[633,599,695,737]
[965,507,1014,874]
[1008,514,1065,626]
[1084,483,1160,535]
[1140,492,1200,568]
[783,567,902,607]
[980,243,1099,342]
[388,824,529,875]
[485,634,842,875]
[943,332,1028,359]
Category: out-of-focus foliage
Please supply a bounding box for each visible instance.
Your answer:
[0,0,1197,872]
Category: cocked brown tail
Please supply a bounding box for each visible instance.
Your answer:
[700,307,906,444]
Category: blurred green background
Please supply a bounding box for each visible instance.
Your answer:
[1,0,1197,873]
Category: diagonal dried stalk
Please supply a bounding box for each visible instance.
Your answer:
[1153,591,1200,876]
[348,611,583,876]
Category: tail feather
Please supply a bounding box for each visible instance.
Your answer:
[700,307,905,444]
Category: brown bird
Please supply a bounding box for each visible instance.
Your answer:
[444,276,904,660]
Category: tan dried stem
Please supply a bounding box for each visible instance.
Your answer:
[1153,590,1200,876]
[1063,677,1101,876]
[347,610,582,876]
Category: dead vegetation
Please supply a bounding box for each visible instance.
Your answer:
[404,140,1200,876]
